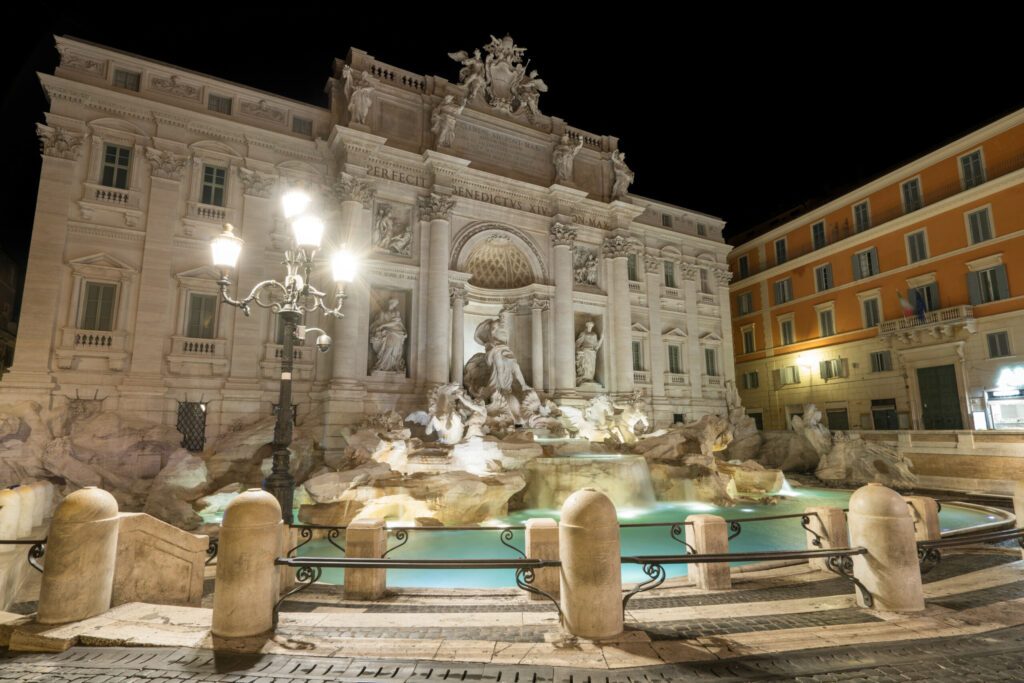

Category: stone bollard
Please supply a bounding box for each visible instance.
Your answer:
[28,482,48,529]
[805,506,849,571]
[343,519,387,600]
[37,487,120,624]
[0,490,20,549]
[847,483,924,612]
[37,481,55,522]
[685,515,731,590]
[904,496,941,542]
[525,518,559,599]
[211,489,282,638]
[14,486,35,537]
[1014,481,1024,560]
[559,488,622,639]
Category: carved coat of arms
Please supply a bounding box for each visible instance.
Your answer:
[448,35,547,119]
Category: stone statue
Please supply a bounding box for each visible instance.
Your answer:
[553,133,583,184]
[511,67,547,119]
[431,95,466,148]
[369,298,407,373]
[611,150,635,199]
[463,316,535,426]
[407,383,487,445]
[447,48,486,101]
[342,65,376,126]
[574,320,603,386]
[450,35,547,117]
[573,249,598,285]
[372,205,411,256]
[557,394,649,444]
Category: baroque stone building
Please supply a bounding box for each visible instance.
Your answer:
[3,35,733,451]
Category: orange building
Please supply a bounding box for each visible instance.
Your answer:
[728,107,1024,432]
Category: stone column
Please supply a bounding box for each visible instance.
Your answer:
[685,514,731,590]
[680,262,704,400]
[560,489,622,639]
[450,285,466,385]
[904,496,941,542]
[344,518,387,600]
[644,256,666,400]
[550,223,577,396]
[2,126,83,396]
[421,193,457,386]
[1015,481,1024,559]
[713,266,736,388]
[804,506,849,571]
[604,237,635,394]
[525,518,559,599]
[330,175,375,385]
[530,296,548,392]
[848,483,924,612]
[37,488,120,624]
[212,489,282,638]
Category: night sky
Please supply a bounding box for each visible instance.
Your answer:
[2,7,1022,300]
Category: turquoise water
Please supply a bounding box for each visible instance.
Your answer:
[297,487,1003,588]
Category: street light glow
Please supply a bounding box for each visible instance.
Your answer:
[291,215,325,249]
[281,190,311,219]
[211,223,244,269]
[331,248,358,283]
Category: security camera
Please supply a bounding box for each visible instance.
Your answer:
[315,333,332,353]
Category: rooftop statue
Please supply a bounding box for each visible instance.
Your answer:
[342,65,376,126]
[448,35,546,118]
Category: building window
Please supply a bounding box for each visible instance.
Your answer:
[661,214,672,227]
[778,365,800,385]
[737,255,749,278]
[987,331,1011,358]
[862,297,881,328]
[632,340,643,371]
[742,327,755,354]
[208,93,233,115]
[820,358,845,380]
[704,348,718,376]
[185,293,218,339]
[742,371,759,389]
[870,350,893,372]
[668,345,682,374]
[774,278,792,305]
[774,238,788,265]
[101,144,131,190]
[292,117,313,136]
[826,408,850,430]
[960,149,985,189]
[737,292,753,315]
[853,201,871,232]
[176,402,207,452]
[818,308,835,337]
[664,261,676,288]
[697,223,707,236]
[699,268,710,294]
[201,165,227,207]
[112,68,140,91]
[79,282,117,331]
[970,265,1009,304]
[627,254,639,281]
[852,248,879,279]
[814,263,833,292]
[911,283,940,312]
[901,178,923,213]
[812,221,826,250]
[780,318,795,346]
[906,230,928,263]
[967,207,993,244]
[872,398,898,430]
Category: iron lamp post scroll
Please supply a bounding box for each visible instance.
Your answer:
[210,191,358,523]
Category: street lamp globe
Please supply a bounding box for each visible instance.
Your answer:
[281,190,311,219]
[331,248,358,283]
[291,215,325,249]
[211,223,243,270]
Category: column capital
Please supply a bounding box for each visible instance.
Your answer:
[36,124,84,161]
[602,235,639,259]
[145,147,188,181]
[449,284,467,306]
[331,173,375,207]
[529,295,550,312]
[419,192,457,221]
[644,255,661,273]
[549,222,577,247]
[711,266,733,286]
[678,262,700,281]
[237,167,277,198]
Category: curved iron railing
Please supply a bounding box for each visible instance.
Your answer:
[287,523,528,559]
[205,538,218,566]
[0,539,47,573]
[917,526,1024,574]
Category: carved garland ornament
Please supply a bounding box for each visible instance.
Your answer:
[144,148,188,181]
[36,124,84,160]
[602,235,640,259]
[644,255,661,273]
[418,193,457,221]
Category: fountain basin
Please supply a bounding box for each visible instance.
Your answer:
[522,454,656,510]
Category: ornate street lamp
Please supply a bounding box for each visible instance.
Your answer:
[211,190,357,522]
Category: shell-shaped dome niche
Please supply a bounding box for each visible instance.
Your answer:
[464,235,535,289]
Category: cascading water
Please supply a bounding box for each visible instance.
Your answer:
[522,454,657,509]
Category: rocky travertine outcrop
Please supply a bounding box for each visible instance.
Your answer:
[816,433,918,489]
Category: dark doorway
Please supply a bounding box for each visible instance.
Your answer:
[871,399,899,430]
[917,365,963,429]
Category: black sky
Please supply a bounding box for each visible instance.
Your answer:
[2,6,1022,274]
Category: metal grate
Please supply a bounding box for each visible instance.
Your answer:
[176,401,207,452]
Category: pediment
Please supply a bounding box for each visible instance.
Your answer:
[700,331,723,343]
[663,327,687,339]
[176,265,223,281]
[190,139,243,159]
[87,116,150,139]
[277,159,321,178]
[630,322,650,334]
[660,246,682,259]
[695,252,716,263]
[68,252,135,271]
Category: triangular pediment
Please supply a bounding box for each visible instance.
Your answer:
[190,139,243,158]
[663,327,687,339]
[630,322,650,334]
[68,253,135,271]
[695,252,716,263]
[700,331,723,342]
[176,265,223,281]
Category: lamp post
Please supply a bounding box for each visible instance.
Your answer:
[211,190,358,523]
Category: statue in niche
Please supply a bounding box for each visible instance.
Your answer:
[369,298,407,373]
[573,249,598,285]
[611,150,635,199]
[431,95,467,148]
[574,320,604,386]
[447,48,486,101]
[373,205,411,256]
[342,65,376,126]
[552,133,583,184]
[464,316,534,426]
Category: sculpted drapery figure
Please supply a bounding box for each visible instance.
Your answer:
[372,205,411,256]
[553,133,583,184]
[369,298,407,373]
[611,150,634,199]
[431,95,467,148]
[342,65,375,126]
[574,320,603,385]
[463,316,534,425]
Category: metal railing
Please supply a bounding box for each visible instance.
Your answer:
[0,539,47,573]
[917,526,1024,574]
[287,523,528,559]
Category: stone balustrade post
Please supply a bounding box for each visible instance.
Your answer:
[344,519,387,600]
[525,518,558,599]
[685,514,731,590]
[848,483,924,612]
[559,488,622,639]
[212,489,282,638]
[37,487,120,624]
[904,496,941,542]
[804,506,849,570]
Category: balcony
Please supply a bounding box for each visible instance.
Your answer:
[664,371,689,386]
[82,182,143,211]
[699,293,716,306]
[702,374,723,387]
[167,336,228,376]
[628,282,642,293]
[55,327,128,371]
[632,370,650,384]
[186,201,237,225]
[879,305,975,343]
